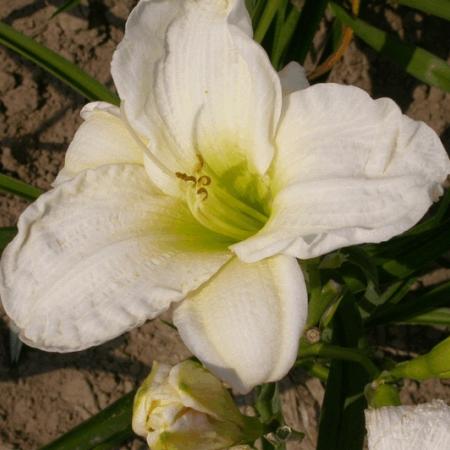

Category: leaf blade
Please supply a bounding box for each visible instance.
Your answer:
[40,391,134,450]
[0,21,120,104]
[0,173,43,200]
[51,0,82,18]
[396,0,450,21]
[330,2,450,91]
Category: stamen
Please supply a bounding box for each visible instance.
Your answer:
[197,175,211,186]
[175,172,197,184]
[196,187,208,200]
[194,154,204,173]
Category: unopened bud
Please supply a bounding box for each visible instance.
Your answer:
[132,360,262,450]
[387,336,450,381]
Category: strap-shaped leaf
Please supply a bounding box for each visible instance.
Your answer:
[367,280,450,326]
[331,2,450,91]
[40,391,134,449]
[396,0,450,21]
[399,307,450,326]
[272,4,301,69]
[254,0,285,43]
[288,0,329,64]
[51,0,82,18]
[0,173,42,200]
[0,21,120,104]
[0,227,17,252]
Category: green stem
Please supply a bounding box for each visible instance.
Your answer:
[299,341,380,379]
[296,359,329,381]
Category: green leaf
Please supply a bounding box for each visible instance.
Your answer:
[330,2,450,91]
[272,6,302,69]
[40,390,134,450]
[0,173,43,200]
[317,360,344,450]
[366,280,450,326]
[51,0,82,18]
[395,0,450,21]
[399,307,450,326]
[317,296,370,450]
[307,279,342,328]
[254,0,285,43]
[365,217,450,280]
[381,221,450,278]
[250,0,270,30]
[0,226,17,252]
[0,21,119,104]
[288,0,329,64]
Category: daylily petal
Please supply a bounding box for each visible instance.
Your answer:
[365,400,450,450]
[54,102,145,185]
[169,360,245,426]
[111,0,281,177]
[233,84,450,262]
[278,61,309,95]
[0,165,231,351]
[173,255,307,394]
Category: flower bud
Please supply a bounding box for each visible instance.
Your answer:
[364,382,400,409]
[132,360,262,450]
[387,336,450,381]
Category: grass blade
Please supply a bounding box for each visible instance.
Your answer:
[0,21,119,104]
[396,0,450,21]
[330,2,450,91]
[0,173,42,200]
[399,307,450,326]
[288,0,329,64]
[51,0,82,18]
[272,4,301,69]
[40,390,134,450]
[254,0,285,43]
[366,280,450,326]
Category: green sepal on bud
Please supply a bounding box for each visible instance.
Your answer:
[383,336,450,381]
[364,381,401,409]
[132,360,263,450]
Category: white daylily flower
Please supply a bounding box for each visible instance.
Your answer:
[365,400,450,450]
[0,0,449,393]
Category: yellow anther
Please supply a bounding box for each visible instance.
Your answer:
[197,187,208,201]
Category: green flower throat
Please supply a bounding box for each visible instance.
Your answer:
[176,154,271,242]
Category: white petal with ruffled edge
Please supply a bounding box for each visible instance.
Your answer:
[111,0,281,180]
[173,255,307,394]
[365,400,450,450]
[233,84,450,262]
[0,165,231,351]
[54,102,145,185]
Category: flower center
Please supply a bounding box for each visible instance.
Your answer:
[176,155,270,242]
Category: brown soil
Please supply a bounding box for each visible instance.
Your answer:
[0,1,449,449]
